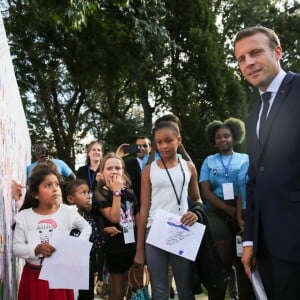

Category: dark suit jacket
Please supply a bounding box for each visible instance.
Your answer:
[244,72,300,262]
[125,158,142,203]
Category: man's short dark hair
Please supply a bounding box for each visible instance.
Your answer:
[234,26,280,50]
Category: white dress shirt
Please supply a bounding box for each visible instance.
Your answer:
[256,69,286,138]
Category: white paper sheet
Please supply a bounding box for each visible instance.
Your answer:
[251,268,268,300]
[39,231,92,289]
[146,209,206,261]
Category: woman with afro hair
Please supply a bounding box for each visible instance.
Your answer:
[199,117,253,300]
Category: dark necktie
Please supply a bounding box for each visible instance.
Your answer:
[259,92,272,141]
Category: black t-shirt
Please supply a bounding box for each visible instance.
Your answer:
[94,187,137,254]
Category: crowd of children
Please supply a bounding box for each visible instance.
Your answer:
[13,113,251,300]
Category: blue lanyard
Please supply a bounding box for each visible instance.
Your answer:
[87,168,97,190]
[219,153,233,180]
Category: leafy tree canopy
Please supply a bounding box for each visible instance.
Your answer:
[1,0,298,169]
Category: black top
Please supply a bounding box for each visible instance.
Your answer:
[125,158,142,203]
[76,165,98,192]
[94,187,137,254]
[70,208,105,255]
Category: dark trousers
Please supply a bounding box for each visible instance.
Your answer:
[257,247,300,299]
[78,269,94,300]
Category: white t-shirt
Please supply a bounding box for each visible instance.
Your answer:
[13,204,91,265]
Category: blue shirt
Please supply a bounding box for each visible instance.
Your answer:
[27,159,73,178]
[199,152,249,209]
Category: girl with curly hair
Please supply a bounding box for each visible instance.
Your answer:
[199,117,252,299]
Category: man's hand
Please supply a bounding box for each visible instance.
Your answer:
[241,245,255,279]
[115,143,129,158]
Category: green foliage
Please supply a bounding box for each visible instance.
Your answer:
[218,0,300,110]
[103,118,147,153]
[159,0,247,168]
[67,0,129,30]
[1,0,298,169]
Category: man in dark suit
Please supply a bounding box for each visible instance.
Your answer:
[234,26,300,299]
[125,136,151,202]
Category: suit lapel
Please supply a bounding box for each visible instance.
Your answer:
[259,72,295,146]
[135,158,142,174]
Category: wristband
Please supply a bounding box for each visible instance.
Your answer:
[113,191,122,197]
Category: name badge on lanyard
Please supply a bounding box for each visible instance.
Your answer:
[236,235,243,257]
[89,192,93,205]
[123,221,135,244]
[220,153,234,200]
[222,182,234,200]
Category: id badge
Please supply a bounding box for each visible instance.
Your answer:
[123,221,135,244]
[236,235,243,257]
[89,192,93,205]
[222,182,234,200]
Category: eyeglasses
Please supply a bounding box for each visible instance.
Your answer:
[136,144,149,148]
[35,147,48,156]
[35,147,47,153]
